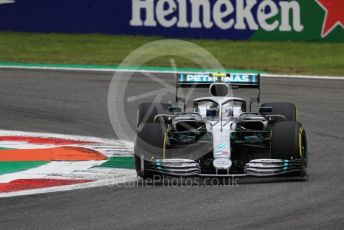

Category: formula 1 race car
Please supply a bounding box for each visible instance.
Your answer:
[134,73,307,179]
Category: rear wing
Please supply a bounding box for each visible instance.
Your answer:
[177,73,260,88]
[175,73,261,111]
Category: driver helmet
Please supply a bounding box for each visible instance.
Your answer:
[206,102,218,118]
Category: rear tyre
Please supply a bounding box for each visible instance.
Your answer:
[270,121,307,177]
[134,123,165,179]
[262,102,297,121]
[137,103,171,128]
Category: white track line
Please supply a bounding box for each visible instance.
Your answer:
[263,73,344,80]
[0,130,134,148]
[0,161,105,183]
[0,65,343,80]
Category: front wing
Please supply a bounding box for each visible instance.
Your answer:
[140,158,304,177]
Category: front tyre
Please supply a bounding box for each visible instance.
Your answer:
[137,103,171,128]
[270,121,307,177]
[134,123,165,179]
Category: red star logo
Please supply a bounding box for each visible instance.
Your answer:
[316,0,344,38]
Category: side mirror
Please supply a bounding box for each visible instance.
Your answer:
[259,107,272,113]
[169,106,182,113]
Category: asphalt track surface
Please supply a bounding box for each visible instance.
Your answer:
[0,69,343,230]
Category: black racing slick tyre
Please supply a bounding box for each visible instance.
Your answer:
[136,103,171,128]
[270,121,307,176]
[262,102,297,121]
[134,123,165,179]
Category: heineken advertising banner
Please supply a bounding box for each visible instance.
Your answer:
[0,0,343,41]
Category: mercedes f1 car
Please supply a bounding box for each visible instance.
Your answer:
[134,73,307,179]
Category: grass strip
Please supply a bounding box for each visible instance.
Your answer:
[0,32,343,76]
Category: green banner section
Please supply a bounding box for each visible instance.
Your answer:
[252,0,343,42]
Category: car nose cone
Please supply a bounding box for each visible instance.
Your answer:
[213,158,232,170]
